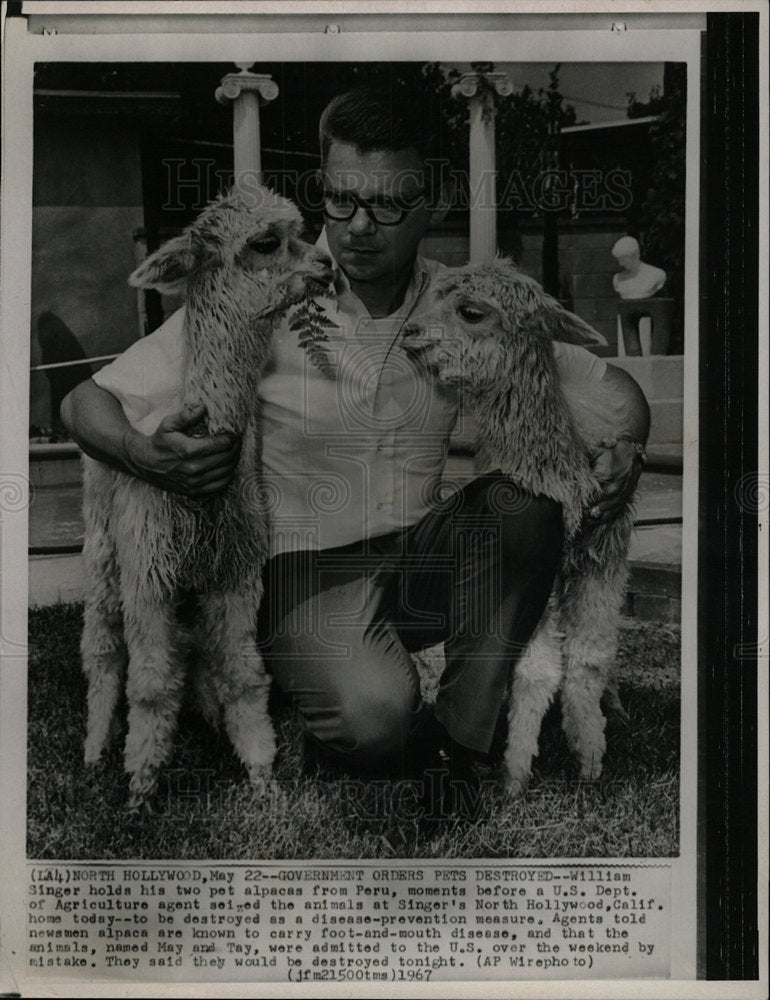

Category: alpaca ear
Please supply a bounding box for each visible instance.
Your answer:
[129,234,198,293]
[540,307,608,347]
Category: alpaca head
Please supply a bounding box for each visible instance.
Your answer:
[402,258,605,393]
[403,258,604,527]
[129,187,332,318]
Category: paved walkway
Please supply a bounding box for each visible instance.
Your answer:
[28,453,683,615]
[629,469,682,568]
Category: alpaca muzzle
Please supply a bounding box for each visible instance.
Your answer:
[401,324,454,374]
[285,250,335,302]
[401,322,444,352]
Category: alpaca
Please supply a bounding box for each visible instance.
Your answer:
[81,188,331,809]
[402,259,639,795]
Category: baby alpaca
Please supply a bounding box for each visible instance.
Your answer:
[81,188,330,808]
[403,259,637,795]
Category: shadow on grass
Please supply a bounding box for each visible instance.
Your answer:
[27,603,680,860]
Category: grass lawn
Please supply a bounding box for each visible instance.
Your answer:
[27,602,680,860]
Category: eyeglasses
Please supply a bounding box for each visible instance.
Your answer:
[322,189,426,227]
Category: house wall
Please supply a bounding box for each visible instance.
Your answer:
[31,114,145,429]
[30,116,674,430]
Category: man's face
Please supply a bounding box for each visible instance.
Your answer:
[319,142,433,289]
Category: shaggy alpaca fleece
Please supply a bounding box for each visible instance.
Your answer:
[81,189,331,809]
[403,258,637,794]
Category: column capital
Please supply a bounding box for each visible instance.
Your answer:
[451,71,513,101]
[215,68,279,107]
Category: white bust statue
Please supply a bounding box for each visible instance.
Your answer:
[611,236,666,300]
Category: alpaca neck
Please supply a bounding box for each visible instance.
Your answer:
[182,279,269,434]
[472,360,595,520]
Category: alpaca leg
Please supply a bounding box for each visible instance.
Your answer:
[197,589,276,785]
[503,609,564,796]
[81,501,127,764]
[175,591,221,729]
[189,637,221,731]
[120,590,186,809]
[561,655,607,781]
[560,562,628,781]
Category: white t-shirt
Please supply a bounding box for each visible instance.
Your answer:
[95,238,606,555]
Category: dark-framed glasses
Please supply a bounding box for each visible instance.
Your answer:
[322,188,426,227]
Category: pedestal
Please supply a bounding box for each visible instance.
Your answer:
[617,297,674,356]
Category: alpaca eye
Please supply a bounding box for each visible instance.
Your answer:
[458,304,486,323]
[247,234,281,255]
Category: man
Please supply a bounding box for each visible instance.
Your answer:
[62,89,649,811]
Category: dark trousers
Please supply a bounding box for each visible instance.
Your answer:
[257,472,563,767]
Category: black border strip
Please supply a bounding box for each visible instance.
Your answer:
[700,10,760,981]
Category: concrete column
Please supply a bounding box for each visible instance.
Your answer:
[215,64,279,190]
[451,71,512,263]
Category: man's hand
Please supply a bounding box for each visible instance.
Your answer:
[586,438,645,525]
[124,404,242,498]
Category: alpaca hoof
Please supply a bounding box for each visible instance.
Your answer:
[237,733,277,778]
[126,786,156,815]
[127,797,155,816]
[247,765,273,796]
[127,772,160,812]
[84,736,113,766]
[578,762,603,783]
[502,769,530,798]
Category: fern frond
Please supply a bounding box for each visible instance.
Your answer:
[290,289,339,379]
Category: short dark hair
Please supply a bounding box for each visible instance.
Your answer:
[318,87,447,199]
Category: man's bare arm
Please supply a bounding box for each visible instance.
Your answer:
[602,362,651,442]
[61,379,242,497]
[587,363,651,524]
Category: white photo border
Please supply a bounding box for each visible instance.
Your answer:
[1,3,766,998]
